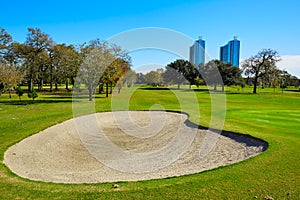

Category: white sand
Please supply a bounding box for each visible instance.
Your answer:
[3,111,267,183]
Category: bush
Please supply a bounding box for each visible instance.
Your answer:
[15,86,24,101]
[28,90,38,102]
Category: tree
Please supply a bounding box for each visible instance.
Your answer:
[0,28,12,63]
[77,40,131,99]
[13,28,53,92]
[106,58,131,95]
[200,60,220,90]
[122,69,137,87]
[100,62,120,97]
[242,49,280,94]
[49,44,80,91]
[194,77,204,88]
[144,71,163,86]
[164,59,198,89]
[200,60,243,92]
[163,66,186,88]
[136,73,146,84]
[0,63,23,98]
[77,44,114,101]
[216,60,243,92]
[100,58,130,97]
[260,66,281,88]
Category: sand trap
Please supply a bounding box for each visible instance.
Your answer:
[3,111,267,183]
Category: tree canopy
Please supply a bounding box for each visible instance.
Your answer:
[164,59,198,89]
[242,49,280,93]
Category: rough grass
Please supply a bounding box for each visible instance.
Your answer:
[0,85,299,199]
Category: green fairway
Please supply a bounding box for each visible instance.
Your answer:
[0,86,299,199]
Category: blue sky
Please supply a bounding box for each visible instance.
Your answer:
[1,0,300,76]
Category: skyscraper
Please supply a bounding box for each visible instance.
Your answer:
[189,36,205,67]
[220,37,240,67]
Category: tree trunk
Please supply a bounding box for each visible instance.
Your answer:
[110,82,113,94]
[38,79,43,91]
[28,77,33,92]
[221,84,225,92]
[9,88,12,98]
[177,83,180,89]
[88,87,93,101]
[50,80,53,92]
[55,83,58,91]
[253,75,258,94]
[106,83,109,98]
[50,66,53,92]
[118,84,122,94]
[66,79,69,91]
[71,77,75,87]
[214,84,217,91]
[99,84,103,94]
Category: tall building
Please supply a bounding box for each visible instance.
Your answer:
[220,37,240,67]
[189,36,205,67]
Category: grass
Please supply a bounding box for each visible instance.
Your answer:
[0,85,299,199]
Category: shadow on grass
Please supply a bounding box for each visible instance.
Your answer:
[0,95,109,105]
[285,89,300,93]
[44,95,106,99]
[139,87,211,92]
[139,87,170,91]
[192,88,210,92]
[0,99,74,105]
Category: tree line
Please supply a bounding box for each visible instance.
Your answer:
[135,59,242,92]
[1,27,298,98]
[0,27,134,100]
[137,49,299,94]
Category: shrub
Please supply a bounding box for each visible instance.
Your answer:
[28,90,38,102]
[15,86,24,101]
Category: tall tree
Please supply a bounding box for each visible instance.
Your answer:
[242,49,280,93]
[13,28,53,92]
[201,60,243,92]
[200,60,220,90]
[49,44,80,91]
[76,44,114,101]
[163,66,186,88]
[0,28,12,63]
[216,60,243,92]
[164,59,198,89]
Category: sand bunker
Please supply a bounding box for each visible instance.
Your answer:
[4,111,267,183]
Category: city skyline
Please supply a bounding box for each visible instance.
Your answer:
[189,36,241,68]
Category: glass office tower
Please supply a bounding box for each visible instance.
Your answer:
[189,37,205,67]
[220,37,240,67]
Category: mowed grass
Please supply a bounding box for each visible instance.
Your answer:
[0,86,299,199]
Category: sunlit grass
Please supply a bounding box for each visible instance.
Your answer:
[0,85,299,199]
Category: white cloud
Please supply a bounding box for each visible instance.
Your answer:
[278,55,300,78]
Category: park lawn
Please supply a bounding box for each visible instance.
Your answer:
[0,86,299,199]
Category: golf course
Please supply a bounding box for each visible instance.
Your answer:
[0,85,299,199]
